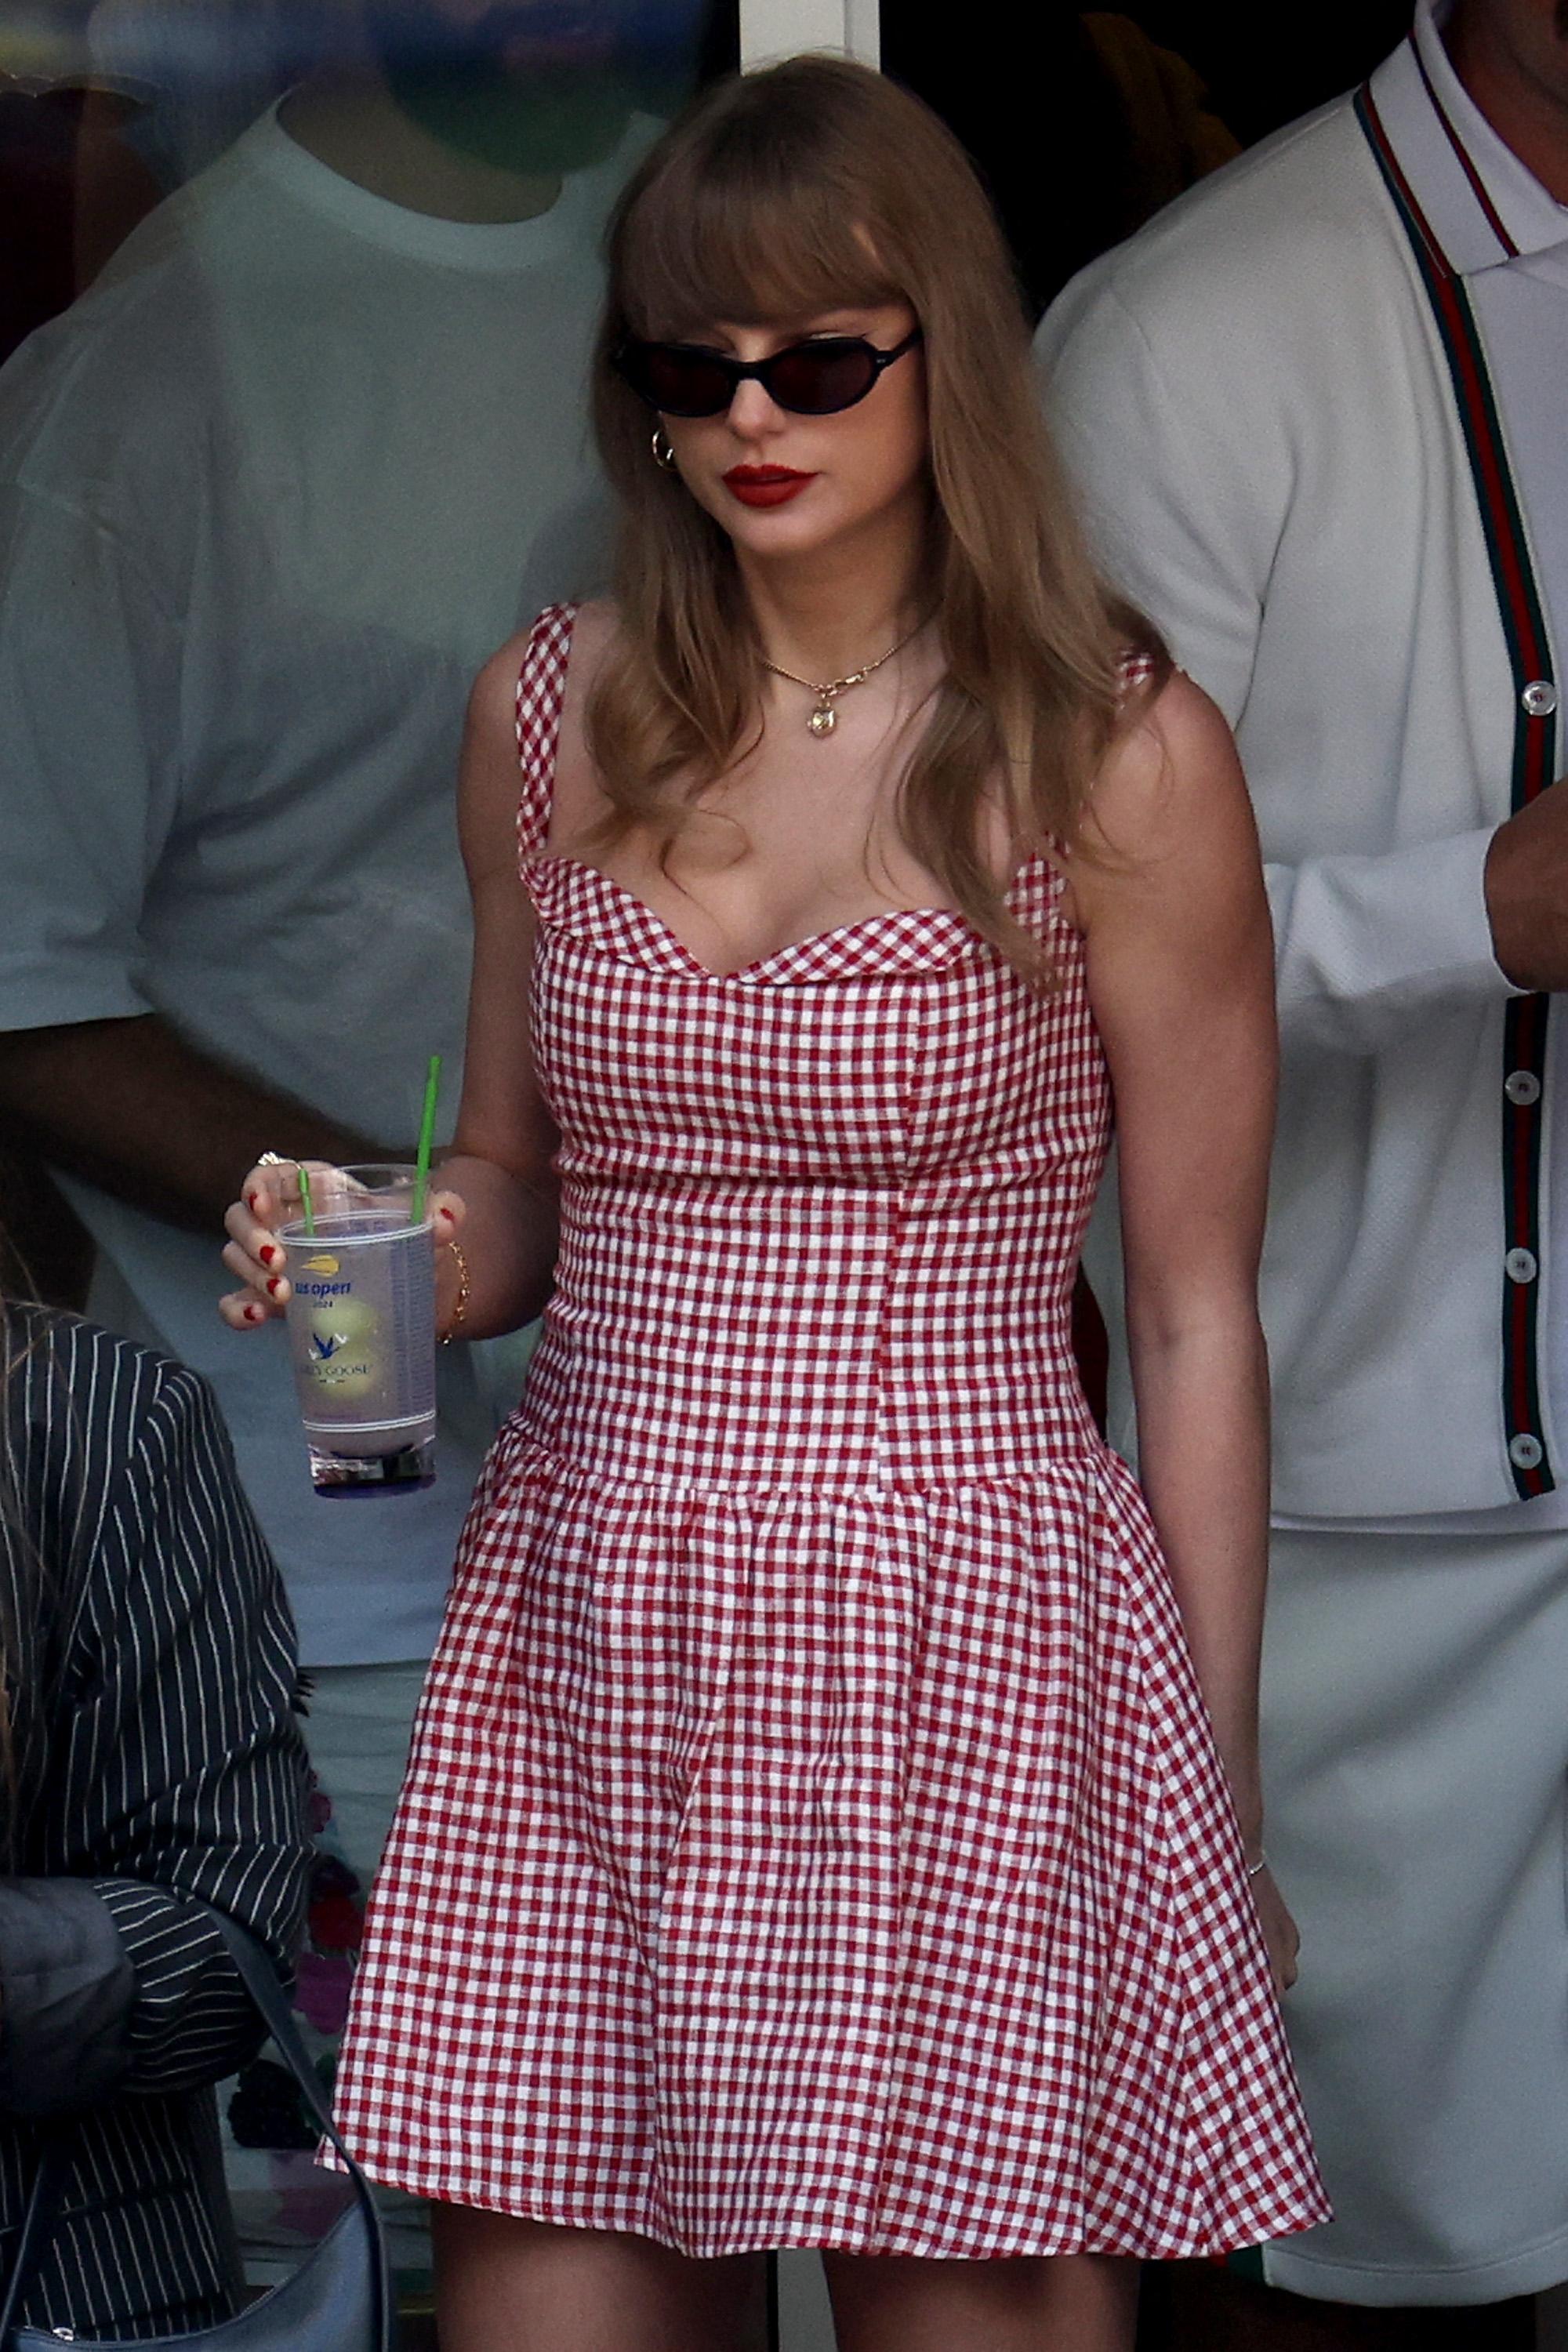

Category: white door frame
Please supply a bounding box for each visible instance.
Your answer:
[738,0,878,68]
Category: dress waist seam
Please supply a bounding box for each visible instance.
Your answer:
[500,1426,1111,1503]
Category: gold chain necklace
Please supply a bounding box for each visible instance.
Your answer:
[760,622,925,738]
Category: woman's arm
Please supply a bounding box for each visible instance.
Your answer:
[0,1346,310,2115]
[220,637,561,1340]
[1066,672,1294,1981]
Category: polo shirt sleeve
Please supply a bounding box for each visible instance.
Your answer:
[0,480,183,1034]
[1037,278,1519,1058]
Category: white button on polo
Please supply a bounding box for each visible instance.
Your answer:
[1505,1069,1543,1106]
[1506,1247,1538,1283]
[1523,680,1559,717]
[1509,1432,1544,1471]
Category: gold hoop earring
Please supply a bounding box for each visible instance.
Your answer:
[651,427,678,474]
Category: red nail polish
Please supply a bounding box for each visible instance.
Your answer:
[247,1192,262,1212]
[261,1243,281,1267]
[245,1302,262,1323]
[267,1276,284,1298]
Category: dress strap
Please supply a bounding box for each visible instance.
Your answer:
[514,602,580,862]
[1116,645,1157,700]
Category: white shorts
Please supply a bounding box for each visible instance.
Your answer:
[1259,1526,1568,2306]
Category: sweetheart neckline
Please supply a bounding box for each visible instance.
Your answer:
[522,850,1059,982]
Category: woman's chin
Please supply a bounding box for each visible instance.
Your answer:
[720,499,858,564]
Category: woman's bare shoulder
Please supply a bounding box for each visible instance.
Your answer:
[1106,661,1232,785]
[1089,666,1252,866]
[466,600,612,726]
[1062,664,1262,947]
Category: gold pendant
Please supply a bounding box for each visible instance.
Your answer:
[808,704,837,738]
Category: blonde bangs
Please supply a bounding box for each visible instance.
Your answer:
[617,138,902,342]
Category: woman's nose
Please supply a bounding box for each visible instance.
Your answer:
[726,376,786,437]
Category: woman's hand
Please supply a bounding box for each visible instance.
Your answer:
[220,1162,467,1333]
[219,1160,315,1329]
[1250,1864,1301,1997]
[430,1191,467,1338]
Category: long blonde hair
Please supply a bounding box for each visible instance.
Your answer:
[587,54,1167,978]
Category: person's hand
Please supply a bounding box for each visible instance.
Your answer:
[219,1160,328,1330]
[220,1162,467,1332]
[1248,1863,1300,1997]
[1486,773,1568,990]
[430,1189,467,1338]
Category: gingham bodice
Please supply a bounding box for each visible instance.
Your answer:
[513,602,1115,1492]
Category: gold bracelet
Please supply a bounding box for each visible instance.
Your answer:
[440,1239,470,1345]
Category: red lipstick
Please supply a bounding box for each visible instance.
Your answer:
[723,466,816,508]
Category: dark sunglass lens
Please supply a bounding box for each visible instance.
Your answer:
[767,341,878,415]
[633,346,732,417]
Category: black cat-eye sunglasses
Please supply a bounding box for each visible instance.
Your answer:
[612,328,924,419]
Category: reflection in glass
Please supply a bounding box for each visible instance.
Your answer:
[0,0,726,2312]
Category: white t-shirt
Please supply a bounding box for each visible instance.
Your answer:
[0,107,642,1661]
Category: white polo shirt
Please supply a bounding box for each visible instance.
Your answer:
[1039,9,1567,1521]
[1281,2,1568,1536]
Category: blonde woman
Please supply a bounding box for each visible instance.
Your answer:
[221,56,1327,2352]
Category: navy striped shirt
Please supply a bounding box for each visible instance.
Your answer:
[0,1305,310,2338]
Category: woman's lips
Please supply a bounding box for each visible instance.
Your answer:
[723,467,817,508]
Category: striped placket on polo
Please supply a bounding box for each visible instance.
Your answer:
[1358,67,1563,1501]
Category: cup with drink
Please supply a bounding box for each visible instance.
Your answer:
[278,1162,437,1492]
[263,1056,448,1493]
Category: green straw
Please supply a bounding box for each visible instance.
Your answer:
[297,1161,316,1240]
[412,1054,442,1224]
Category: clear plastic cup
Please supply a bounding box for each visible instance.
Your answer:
[278,1164,436,1494]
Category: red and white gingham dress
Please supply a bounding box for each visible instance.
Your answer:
[330,604,1328,2259]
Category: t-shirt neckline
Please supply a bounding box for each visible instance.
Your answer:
[230,96,612,270]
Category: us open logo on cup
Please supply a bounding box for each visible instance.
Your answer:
[302,1260,382,1399]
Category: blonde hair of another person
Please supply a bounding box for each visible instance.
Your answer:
[586,53,1168,983]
